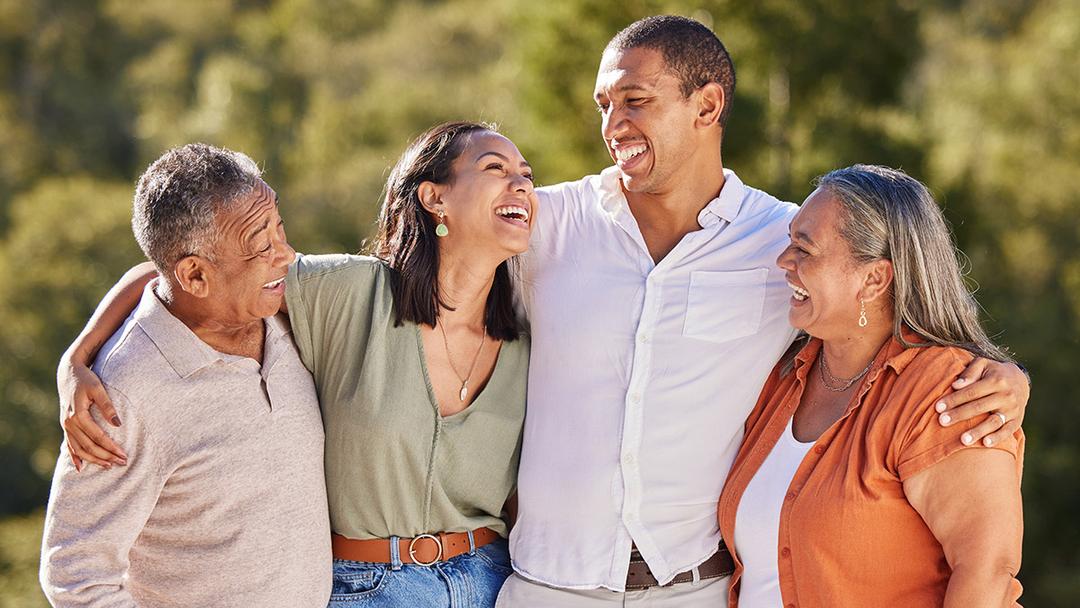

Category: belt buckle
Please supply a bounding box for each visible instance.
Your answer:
[408,533,443,566]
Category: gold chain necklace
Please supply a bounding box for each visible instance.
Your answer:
[818,351,874,392]
[437,320,486,401]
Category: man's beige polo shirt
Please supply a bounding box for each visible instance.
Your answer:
[41,282,331,607]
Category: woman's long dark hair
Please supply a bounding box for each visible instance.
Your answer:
[368,121,524,341]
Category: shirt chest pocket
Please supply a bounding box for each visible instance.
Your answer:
[682,268,769,344]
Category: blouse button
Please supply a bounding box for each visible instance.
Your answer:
[814,445,825,454]
[785,491,797,501]
[780,547,791,557]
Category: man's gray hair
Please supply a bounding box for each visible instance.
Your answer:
[132,143,262,273]
[818,164,1011,362]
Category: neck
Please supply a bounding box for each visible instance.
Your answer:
[155,281,264,351]
[436,247,499,330]
[819,315,894,379]
[624,151,726,234]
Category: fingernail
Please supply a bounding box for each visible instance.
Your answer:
[984,437,995,447]
[954,378,968,386]
[110,416,122,427]
[961,433,973,445]
[935,402,947,413]
[939,413,951,425]
[115,458,127,466]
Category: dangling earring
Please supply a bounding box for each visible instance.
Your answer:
[435,209,449,237]
[858,299,868,328]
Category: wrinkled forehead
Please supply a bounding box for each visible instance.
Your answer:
[215,180,278,239]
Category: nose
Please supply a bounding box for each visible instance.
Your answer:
[601,105,627,143]
[776,243,796,271]
[511,171,534,194]
[273,226,296,267]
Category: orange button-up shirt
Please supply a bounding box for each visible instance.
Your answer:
[718,332,1024,608]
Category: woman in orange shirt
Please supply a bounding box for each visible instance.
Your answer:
[718,165,1024,607]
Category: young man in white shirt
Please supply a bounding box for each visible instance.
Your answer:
[498,15,1030,607]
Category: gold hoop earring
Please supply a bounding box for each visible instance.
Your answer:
[435,209,449,237]
[858,299,868,328]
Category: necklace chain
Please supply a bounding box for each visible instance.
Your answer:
[818,351,874,392]
[437,320,487,401]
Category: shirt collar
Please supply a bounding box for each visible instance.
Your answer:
[596,166,748,228]
[134,281,289,378]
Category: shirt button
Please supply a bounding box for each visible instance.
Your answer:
[623,453,636,465]
[630,393,642,403]
[638,333,649,343]
[785,491,797,501]
[781,547,791,557]
[814,445,826,454]
[786,604,796,608]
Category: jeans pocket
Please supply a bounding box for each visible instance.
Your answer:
[329,560,390,604]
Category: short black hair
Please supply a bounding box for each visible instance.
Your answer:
[606,15,737,128]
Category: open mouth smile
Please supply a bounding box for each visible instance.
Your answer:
[495,205,530,227]
[788,282,810,302]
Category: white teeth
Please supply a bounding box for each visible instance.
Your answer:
[614,143,647,162]
[263,277,284,289]
[495,206,529,222]
[788,282,809,301]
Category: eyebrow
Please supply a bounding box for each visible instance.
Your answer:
[792,229,817,247]
[476,151,531,168]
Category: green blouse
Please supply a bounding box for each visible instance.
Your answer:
[284,254,528,539]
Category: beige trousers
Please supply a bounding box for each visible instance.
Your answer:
[495,572,730,607]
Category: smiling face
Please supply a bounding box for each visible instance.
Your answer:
[777,188,886,341]
[200,179,295,325]
[594,47,702,194]
[434,130,536,258]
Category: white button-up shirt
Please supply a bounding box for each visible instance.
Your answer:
[510,167,799,591]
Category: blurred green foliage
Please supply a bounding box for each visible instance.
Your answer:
[0,0,1076,604]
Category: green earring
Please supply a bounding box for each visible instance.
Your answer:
[435,210,449,237]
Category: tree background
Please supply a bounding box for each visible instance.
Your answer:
[1,0,1077,604]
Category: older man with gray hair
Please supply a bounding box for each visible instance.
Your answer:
[40,144,331,607]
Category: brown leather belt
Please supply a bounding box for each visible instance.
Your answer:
[332,528,501,566]
[625,544,735,590]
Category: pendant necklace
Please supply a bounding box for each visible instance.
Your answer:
[438,320,486,401]
[819,351,874,392]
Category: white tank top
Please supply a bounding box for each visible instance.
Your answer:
[733,417,813,608]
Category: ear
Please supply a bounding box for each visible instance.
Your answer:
[859,259,894,303]
[417,181,446,216]
[694,82,725,129]
[173,255,211,299]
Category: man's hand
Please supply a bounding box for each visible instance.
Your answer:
[58,355,127,471]
[935,358,1029,448]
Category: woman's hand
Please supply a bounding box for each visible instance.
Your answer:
[934,359,1029,448]
[58,354,127,471]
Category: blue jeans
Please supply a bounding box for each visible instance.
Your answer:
[329,536,513,607]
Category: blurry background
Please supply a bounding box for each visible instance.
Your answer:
[0,0,1076,604]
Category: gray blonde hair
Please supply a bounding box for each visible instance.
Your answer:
[818,164,1010,362]
[132,143,262,273]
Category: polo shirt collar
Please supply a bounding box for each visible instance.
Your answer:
[597,166,748,228]
[134,282,290,378]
